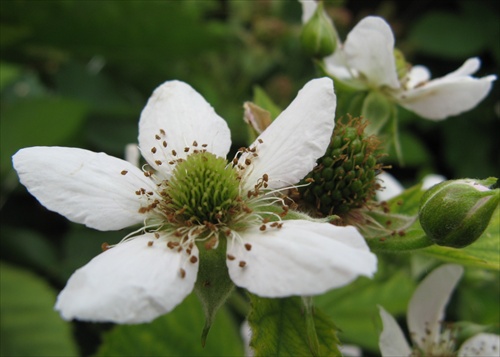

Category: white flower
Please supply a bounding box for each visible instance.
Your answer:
[379,264,500,356]
[13,78,377,323]
[299,3,496,120]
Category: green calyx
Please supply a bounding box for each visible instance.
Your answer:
[298,116,383,216]
[165,152,241,225]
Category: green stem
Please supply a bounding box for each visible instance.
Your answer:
[302,296,320,357]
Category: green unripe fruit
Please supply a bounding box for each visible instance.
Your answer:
[419,178,500,248]
[298,116,383,216]
[300,2,337,58]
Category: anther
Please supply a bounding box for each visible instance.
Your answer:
[192,140,198,147]
[154,232,160,239]
[239,261,247,268]
[172,150,177,156]
[260,225,266,231]
[244,243,252,251]
[121,170,128,175]
[180,268,186,279]
[163,141,167,148]
[202,143,208,147]
[160,129,166,136]
[227,254,235,260]
[101,242,110,251]
[155,160,162,165]
[151,147,157,154]
[258,138,263,144]
[184,147,189,153]
[155,134,161,140]
[147,241,154,247]
[245,158,252,165]
[190,256,198,264]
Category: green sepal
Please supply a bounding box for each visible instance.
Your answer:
[194,235,235,346]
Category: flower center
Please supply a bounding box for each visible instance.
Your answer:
[164,151,242,226]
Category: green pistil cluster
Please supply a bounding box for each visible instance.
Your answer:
[165,152,242,226]
[298,116,383,216]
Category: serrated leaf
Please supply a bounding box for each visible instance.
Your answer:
[420,205,500,270]
[314,269,415,352]
[248,295,341,356]
[0,263,78,356]
[95,293,243,356]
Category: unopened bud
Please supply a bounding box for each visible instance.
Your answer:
[300,2,337,58]
[419,178,500,248]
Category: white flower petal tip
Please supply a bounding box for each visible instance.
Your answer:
[408,264,463,351]
[299,0,318,24]
[55,234,198,323]
[138,80,231,174]
[226,220,377,298]
[12,147,156,231]
[458,333,500,357]
[241,77,336,191]
[378,306,412,357]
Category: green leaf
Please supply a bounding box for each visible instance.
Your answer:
[248,295,341,356]
[0,62,23,90]
[315,269,416,352]
[420,205,500,270]
[95,293,244,356]
[252,85,282,120]
[0,263,78,356]
[0,96,87,175]
[361,91,393,135]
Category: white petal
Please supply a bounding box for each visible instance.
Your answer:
[13,147,157,231]
[55,233,198,323]
[239,78,336,191]
[343,16,400,88]
[299,0,317,23]
[421,174,446,191]
[324,49,366,89]
[458,333,500,357]
[138,80,231,174]
[376,172,404,201]
[407,264,463,351]
[405,65,431,89]
[397,61,496,120]
[443,57,481,79]
[378,306,412,357]
[227,220,377,297]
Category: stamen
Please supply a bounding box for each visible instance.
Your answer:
[121,170,128,175]
[190,256,198,264]
[151,147,157,154]
[227,254,235,260]
[179,268,186,278]
[244,243,252,251]
[239,261,247,268]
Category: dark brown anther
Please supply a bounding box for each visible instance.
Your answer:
[258,138,263,144]
[245,158,251,165]
[154,232,160,239]
[184,147,189,153]
[101,242,110,251]
[190,256,198,264]
[172,150,177,156]
[227,254,235,260]
[192,141,198,147]
[180,268,186,279]
[151,147,157,154]
[202,143,208,148]
[239,261,247,268]
[244,243,252,251]
[155,134,161,140]
[260,225,266,231]
[160,129,166,136]
[121,170,128,175]
[147,241,154,247]
[163,141,168,148]
[155,160,162,165]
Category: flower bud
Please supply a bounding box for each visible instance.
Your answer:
[419,178,500,248]
[300,2,337,58]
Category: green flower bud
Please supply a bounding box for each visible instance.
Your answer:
[419,178,500,248]
[300,2,337,58]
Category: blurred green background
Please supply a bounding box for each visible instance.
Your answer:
[1,0,499,356]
